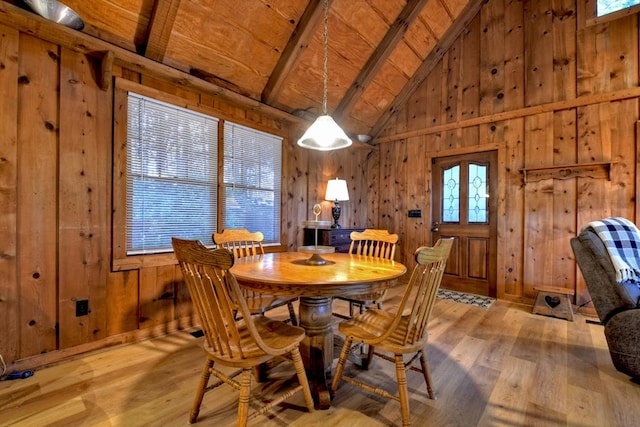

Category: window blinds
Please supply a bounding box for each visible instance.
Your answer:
[223,122,282,244]
[126,93,219,254]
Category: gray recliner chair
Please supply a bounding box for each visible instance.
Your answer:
[570,227,640,381]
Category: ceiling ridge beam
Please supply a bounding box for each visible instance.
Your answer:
[332,0,430,123]
[369,0,488,140]
[261,0,327,106]
[0,1,304,126]
[143,0,181,61]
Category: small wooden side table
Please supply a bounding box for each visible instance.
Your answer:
[532,286,575,321]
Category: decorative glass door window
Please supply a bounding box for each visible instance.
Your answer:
[441,162,489,224]
[443,165,460,222]
[468,163,488,223]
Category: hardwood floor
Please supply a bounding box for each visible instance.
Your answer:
[2,285,639,426]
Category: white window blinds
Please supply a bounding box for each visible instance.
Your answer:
[223,122,282,244]
[126,93,219,254]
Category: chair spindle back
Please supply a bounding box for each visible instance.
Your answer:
[172,238,261,360]
[396,238,454,345]
[349,229,399,260]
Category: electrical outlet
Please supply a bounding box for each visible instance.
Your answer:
[76,299,89,317]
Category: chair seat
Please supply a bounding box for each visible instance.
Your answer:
[338,310,427,353]
[204,316,306,367]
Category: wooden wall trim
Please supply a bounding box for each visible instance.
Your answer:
[8,316,200,372]
[375,86,640,144]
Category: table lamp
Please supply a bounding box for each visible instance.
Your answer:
[325,178,349,228]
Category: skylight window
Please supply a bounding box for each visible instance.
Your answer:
[597,0,640,16]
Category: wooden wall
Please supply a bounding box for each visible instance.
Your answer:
[0,23,370,368]
[375,0,639,306]
[3,0,639,369]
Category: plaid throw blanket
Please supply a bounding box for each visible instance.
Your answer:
[583,217,640,283]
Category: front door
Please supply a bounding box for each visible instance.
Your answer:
[431,151,497,297]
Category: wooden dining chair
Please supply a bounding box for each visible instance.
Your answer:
[172,238,314,426]
[334,229,399,319]
[331,238,454,427]
[213,228,298,325]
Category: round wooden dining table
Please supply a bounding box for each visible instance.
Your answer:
[231,251,407,408]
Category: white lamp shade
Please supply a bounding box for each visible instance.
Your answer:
[325,178,349,201]
[297,115,352,151]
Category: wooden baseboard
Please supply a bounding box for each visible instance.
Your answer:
[7,316,200,372]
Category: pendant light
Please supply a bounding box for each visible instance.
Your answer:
[297,0,352,151]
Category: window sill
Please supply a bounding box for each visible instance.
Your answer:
[112,243,288,271]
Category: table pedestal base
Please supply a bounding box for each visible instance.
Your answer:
[298,296,333,409]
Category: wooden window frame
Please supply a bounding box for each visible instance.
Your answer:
[112,79,286,271]
[584,0,640,26]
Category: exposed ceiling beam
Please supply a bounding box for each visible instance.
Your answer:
[143,0,181,61]
[369,0,488,140]
[332,0,430,123]
[261,0,326,105]
[0,1,303,126]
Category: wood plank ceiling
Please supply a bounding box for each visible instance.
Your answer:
[8,0,485,142]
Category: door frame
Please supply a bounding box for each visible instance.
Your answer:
[429,149,498,298]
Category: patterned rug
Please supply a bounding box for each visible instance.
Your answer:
[437,289,495,309]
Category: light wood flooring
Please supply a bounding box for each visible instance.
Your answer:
[2,285,639,426]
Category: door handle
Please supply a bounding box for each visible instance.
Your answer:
[431,222,439,232]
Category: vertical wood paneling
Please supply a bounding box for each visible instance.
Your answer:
[577,23,609,95]
[0,25,19,362]
[388,138,407,261]
[607,15,638,90]
[404,136,427,265]
[6,0,640,367]
[460,14,480,147]
[139,266,178,330]
[524,0,554,106]
[406,74,429,132]
[503,0,524,111]
[366,148,380,229]
[576,103,612,306]
[523,112,555,296]
[283,136,308,250]
[17,35,59,357]
[58,49,110,348]
[107,270,139,335]
[442,43,464,150]
[608,99,637,217]
[552,110,577,291]
[500,119,525,297]
[425,61,442,128]
[479,0,505,115]
[552,0,577,102]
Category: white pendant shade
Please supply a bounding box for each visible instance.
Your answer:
[297,115,352,151]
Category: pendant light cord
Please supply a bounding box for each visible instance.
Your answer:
[322,0,329,116]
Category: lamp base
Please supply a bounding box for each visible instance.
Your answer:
[331,202,342,228]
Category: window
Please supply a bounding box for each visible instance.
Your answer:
[126,93,219,254]
[121,89,284,258]
[597,0,640,16]
[223,123,282,243]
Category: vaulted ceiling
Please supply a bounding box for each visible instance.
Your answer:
[7,0,485,142]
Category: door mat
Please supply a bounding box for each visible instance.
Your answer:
[437,289,495,309]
